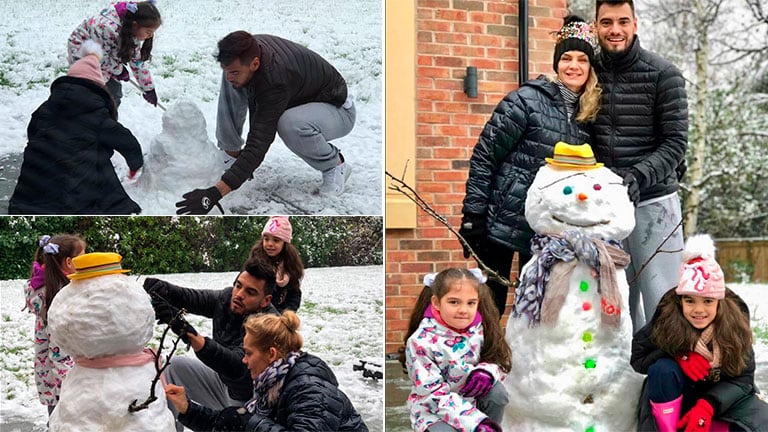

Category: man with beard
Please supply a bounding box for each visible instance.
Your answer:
[591,0,687,333]
[143,256,278,431]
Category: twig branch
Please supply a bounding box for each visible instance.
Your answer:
[128,308,185,412]
[626,218,685,286]
[385,169,514,288]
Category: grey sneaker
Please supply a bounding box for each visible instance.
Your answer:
[319,161,352,195]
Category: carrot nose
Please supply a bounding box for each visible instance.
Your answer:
[578,192,588,201]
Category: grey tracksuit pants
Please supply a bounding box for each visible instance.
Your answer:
[215,75,356,173]
[624,193,685,333]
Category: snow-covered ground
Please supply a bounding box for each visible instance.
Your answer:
[0,265,384,432]
[0,0,382,215]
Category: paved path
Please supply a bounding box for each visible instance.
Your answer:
[385,358,411,432]
[0,152,22,214]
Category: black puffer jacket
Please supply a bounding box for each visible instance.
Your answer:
[462,76,591,251]
[222,34,348,190]
[591,36,687,202]
[9,76,143,214]
[162,282,279,402]
[632,289,768,431]
[180,353,368,432]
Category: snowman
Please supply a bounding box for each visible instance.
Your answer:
[48,252,176,431]
[503,143,644,431]
[126,99,226,213]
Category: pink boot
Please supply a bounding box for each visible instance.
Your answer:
[650,396,683,432]
[710,419,730,432]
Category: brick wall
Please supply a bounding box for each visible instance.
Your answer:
[385,0,567,355]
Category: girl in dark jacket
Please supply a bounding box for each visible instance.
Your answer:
[249,216,305,312]
[459,15,601,316]
[166,311,367,431]
[631,235,768,432]
[9,41,143,214]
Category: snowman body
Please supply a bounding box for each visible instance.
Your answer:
[48,274,176,431]
[131,99,226,212]
[503,164,643,431]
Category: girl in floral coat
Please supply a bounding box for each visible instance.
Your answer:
[67,1,162,107]
[24,234,86,414]
[404,268,512,432]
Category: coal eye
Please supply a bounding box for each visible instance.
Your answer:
[563,186,573,195]
[593,184,602,191]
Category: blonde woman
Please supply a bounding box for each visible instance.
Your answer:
[166,311,367,431]
[460,15,601,317]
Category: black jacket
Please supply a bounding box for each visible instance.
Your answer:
[222,34,348,190]
[591,36,687,202]
[180,352,368,432]
[9,76,143,214]
[462,76,591,251]
[163,282,279,402]
[631,289,768,431]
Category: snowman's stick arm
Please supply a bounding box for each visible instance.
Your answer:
[128,79,167,111]
[128,309,185,413]
[626,218,685,287]
[385,169,515,288]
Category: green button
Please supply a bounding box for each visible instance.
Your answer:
[580,280,589,292]
[584,358,596,369]
[582,332,593,342]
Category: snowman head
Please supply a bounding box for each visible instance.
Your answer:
[48,253,154,358]
[525,143,635,241]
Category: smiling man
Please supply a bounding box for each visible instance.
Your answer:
[175,31,356,214]
[591,0,688,333]
[143,256,278,431]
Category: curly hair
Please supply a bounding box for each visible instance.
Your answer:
[400,268,513,373]
[651,288,753,376]
[250,240,304,295]
[117,1,162,63]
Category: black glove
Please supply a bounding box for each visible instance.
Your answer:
[214,407,251,431]
[622,170,641,205]
[170,315,198,344]
[152,299,181,325]
[459,213,486,259]
[175,186,223,215]
[143,277,171,299]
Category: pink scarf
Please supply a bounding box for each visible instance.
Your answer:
[75,348,166,384]
[695,325,721,368]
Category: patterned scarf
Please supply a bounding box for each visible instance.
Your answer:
[244,351,301,416]
[512,230,630,328]
[556,80,581,120]
[695,324,721,368]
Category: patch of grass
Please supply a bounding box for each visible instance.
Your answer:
[2,314,10,322]
[302,300,317,313]
[322,306,346,315]
[0,69,18,88]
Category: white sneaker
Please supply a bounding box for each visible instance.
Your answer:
[319,161,352,195]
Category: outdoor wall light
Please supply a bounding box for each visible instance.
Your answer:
[464,66,478,98]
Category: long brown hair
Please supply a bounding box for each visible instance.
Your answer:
[651,288,753,376]
[401,268,513,373]
[33,234,86,320]
[250,240,304,293]
[117,1,161,63]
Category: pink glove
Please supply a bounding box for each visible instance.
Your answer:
[115,66,130,82]
[475,419,502,432]
[143,89,158,106]
[676,352,711,382]
[459,369,494,399]
[677,399,714,432]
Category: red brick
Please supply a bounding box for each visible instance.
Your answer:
[469,11,502,24]
[419,20,452,32]
[434,56,465,68]
[436,9,468,21]
[434,101,469,114]
[435,124,468,136]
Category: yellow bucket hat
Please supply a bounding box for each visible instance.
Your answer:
[68,252,130,280]
[545,142,604,170]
